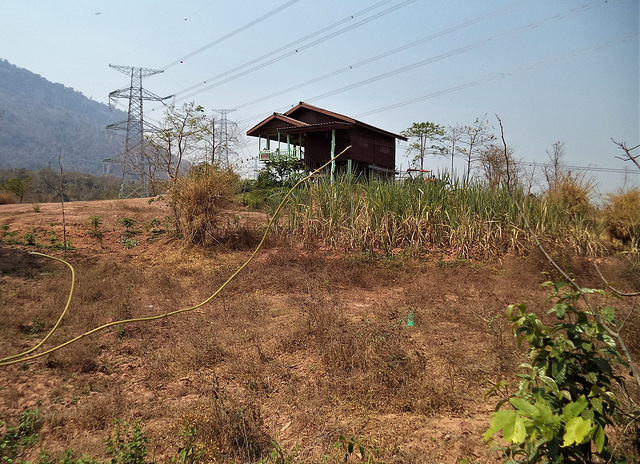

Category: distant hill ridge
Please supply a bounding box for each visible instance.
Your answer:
[0,59,125,175]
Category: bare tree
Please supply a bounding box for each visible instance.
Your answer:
[459,116,495,184]
[612,139,640,171]
[441,124,465,177]
[478,144,517,190]
[544,140,566,190]
[202,116,243,169]
[145,102,210,186]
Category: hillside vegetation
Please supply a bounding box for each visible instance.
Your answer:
[0,59,125,175]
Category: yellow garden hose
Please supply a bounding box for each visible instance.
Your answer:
[0,148,349,367]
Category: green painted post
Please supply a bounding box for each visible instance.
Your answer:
[347,159,352,177]
[330,129,336,183]
[287,134,291,156]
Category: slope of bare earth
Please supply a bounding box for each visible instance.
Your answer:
[1,198,638,463]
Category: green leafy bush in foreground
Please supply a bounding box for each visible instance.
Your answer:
[485,282,638,463]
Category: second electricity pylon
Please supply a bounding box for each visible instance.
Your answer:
[107,64,170,198]
[213,108,236,167]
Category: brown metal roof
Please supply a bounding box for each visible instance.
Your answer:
[246,102,407,141]
[246,113,306,136]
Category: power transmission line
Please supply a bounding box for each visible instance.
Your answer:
[234,0,535,111]
[354,33,636,118]
[303,0,603,105]
[161,0,305,70]
[236,0,604,126]
[148,0,414,112]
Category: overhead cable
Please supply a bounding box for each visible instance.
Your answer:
[168,0,417,105]
[161,0,305,70]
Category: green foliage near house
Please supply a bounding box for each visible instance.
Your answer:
[257,152,305,188]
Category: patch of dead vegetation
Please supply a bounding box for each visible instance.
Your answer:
[1,198,638,463]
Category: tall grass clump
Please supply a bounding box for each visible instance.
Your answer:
[171,164,240,246]
[0,192,16,204]
[604,188,640,247]
[278,177,601,260]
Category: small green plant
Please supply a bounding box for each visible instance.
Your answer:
[58,449,99,464]
[55,240,75,251]
[257,441,299,464]
[23,227,37,246]
[333,436,382,464]
[484,281,635,463]
[119,217,137,234]
[32,203,41,213]
[104,420,148,464]
[2,224,17,241]
[146,218,165,243]
[117,237,138,249]
[88,215,102,229]
[49,230,58,247]
[0,407,43,464]
[148,218,161,230]
[171,423,202,464]
[30,319,44,334]
[87,215,104,246]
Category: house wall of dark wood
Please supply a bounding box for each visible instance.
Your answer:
[303,130,351,169]
[348,127,396,169]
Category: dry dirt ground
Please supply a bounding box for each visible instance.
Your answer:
[1,198,638,463]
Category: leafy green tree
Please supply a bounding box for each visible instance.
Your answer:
[400,122,445,173]
[1,176,31,203]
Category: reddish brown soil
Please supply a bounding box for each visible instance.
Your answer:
[1,198,638,463]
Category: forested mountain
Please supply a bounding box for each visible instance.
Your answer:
[0,59,126,175]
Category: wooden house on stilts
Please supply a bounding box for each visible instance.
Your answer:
[246,102,407,179]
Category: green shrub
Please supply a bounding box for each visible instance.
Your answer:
[23,227,37,246]
[485,282,637,463]
[0,407,43,464]
[104,420,148,464]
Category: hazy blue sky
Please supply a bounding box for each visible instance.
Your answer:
[1,0,638,194]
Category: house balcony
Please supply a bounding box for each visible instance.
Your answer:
[259,147,302,162]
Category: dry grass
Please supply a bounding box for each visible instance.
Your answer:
[1,199,639,463]
[0,192,17,204]
[170,165,241,246]
[275,178,604,261]
[544,173,594,219]
[604,188,640,244]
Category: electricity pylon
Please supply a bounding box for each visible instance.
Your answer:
[212,108,236,167]
[107,65,170,198]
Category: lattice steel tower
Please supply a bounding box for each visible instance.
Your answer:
[107,65,169,198]
[213,108,236,167]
